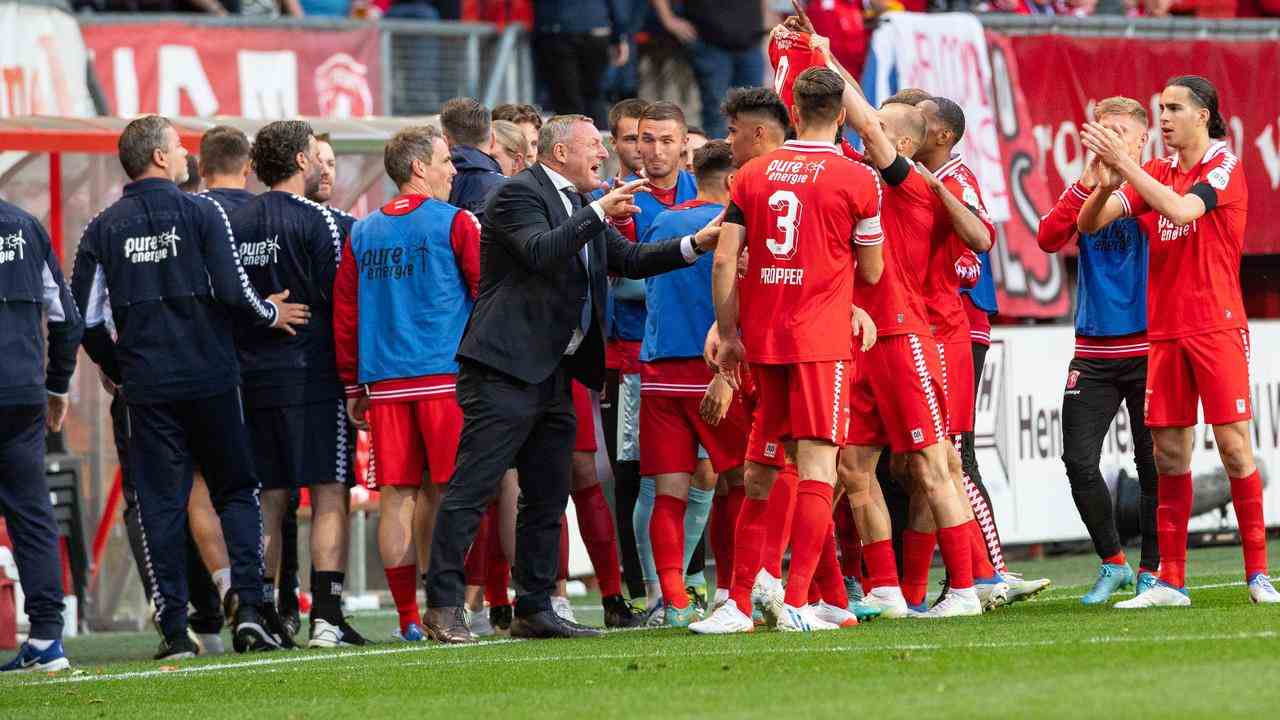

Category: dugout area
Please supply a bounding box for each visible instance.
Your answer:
[0,115,431,634]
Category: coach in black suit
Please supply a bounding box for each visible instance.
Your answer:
[424,114,719,642]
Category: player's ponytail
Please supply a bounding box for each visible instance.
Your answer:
[1167,75,1228,140]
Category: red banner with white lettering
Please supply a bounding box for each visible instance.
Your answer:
[82,23,381,119]
[1002,33,1280,256]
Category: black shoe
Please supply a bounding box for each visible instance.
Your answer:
[602,595,644,629]
[155,633,200,661]
[489,604,513,632]
[279,604,302,639]
[233,605,283,654]
[259,602,298,649]
[510,609,603,639]
[424,607,476,645]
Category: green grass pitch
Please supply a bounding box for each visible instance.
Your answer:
[6,541,1280,719]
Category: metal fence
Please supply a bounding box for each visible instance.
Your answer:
[977,13,1280,38]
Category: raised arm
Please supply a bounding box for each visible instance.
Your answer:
[920,164,994,253]
[1038,182,1092,253]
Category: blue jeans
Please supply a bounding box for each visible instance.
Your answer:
[687,40,765,138]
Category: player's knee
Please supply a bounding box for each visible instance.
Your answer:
[743,463,774,499]
[1217,442,1255,479]
[1152,437,1190,475]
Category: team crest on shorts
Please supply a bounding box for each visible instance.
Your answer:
[763,442,778,458]
[1066,370,1080,389]
[911,428,924,444]
[1237,398,1247,414]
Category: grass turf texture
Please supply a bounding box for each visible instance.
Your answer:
[7,541,1280,719]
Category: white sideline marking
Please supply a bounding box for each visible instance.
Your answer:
[16,628,1276,687]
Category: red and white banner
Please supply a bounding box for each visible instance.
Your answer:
[862,14,1069,319]
[1004,34,1280,256]
[82,22,381,119]
[0,5,95,118]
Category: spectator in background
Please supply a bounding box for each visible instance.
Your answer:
[492,103,543,164]
[602,0,648,102]
[441,97,506,220]
[492,120,533,176]
[684,126,707,172]
[651,0,768,138]
[178,156,202,193]
[533,0,630,128]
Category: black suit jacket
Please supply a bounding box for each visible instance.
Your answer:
[457,163,692,390]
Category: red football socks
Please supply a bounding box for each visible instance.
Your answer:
[763,465,799,577]
[712,486,746,590]
[464,513,489,586]
[782,481,835,607]
[650,495,690,609]
[814,520,848,608]
[572,484,624,597]
[1102,551,1127,567]
[484,510,510,607]
[1230,469,1268,579]
[558,514,570,582]
[834,501,862,581]
[730,496,771,616]
[1157,472,1193,588]
[384,564,420,633]
[901,529,936,607]
[862,539,899,591]
[937,522,975,590]
[969,520,996,579]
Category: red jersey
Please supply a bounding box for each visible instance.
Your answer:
[925,156,996,344]
[853,159,934,338]
[732,139,884,364]
[1115,141,1248,340]
[768,28,828,111]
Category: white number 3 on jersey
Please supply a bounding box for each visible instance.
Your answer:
[767,189,802,260]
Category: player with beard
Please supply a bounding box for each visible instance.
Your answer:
[696,67,884,634]
[1080,75,1279,607]
[230,120,368,649]
[890,90,1052,605]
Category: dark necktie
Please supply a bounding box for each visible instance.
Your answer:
[561,187,592,337]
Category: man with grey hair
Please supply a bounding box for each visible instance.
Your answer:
[334,125,479,644]
[423,114,721,643]
[442,97,505,220]
[71,114,308,660]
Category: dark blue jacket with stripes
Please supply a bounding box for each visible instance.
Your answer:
[228,190,345,408]
[70,178,279,404]
[0,199,83,406]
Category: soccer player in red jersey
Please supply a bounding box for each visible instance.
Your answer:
[907,93,1052,604]
[694,67,885,634]
[1079,75,1279,607]
[814,45,995,619]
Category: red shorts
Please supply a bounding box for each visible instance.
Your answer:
[572,381,597,453]
[847,334,947,453]
[366,394,462,487]
[938,338,975,435]
[746,360,851,467]
[639,393,751,476]
[1146,328,1252,427]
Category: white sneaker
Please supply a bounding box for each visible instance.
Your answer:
[860,586,911,619]
[813,601,859,628]
[689,600,754,635]
[974,579,1010,610]
[751,570,785,625]
[466,607,495,637]
[776,603,838,632]
[1115,583,1191,609]
[916,588,983,618]
[1003,571,1051,603]
[1249,574,1280,604]
[307,618,353,648]
[195,632,225,655]
[551,595,576,623]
